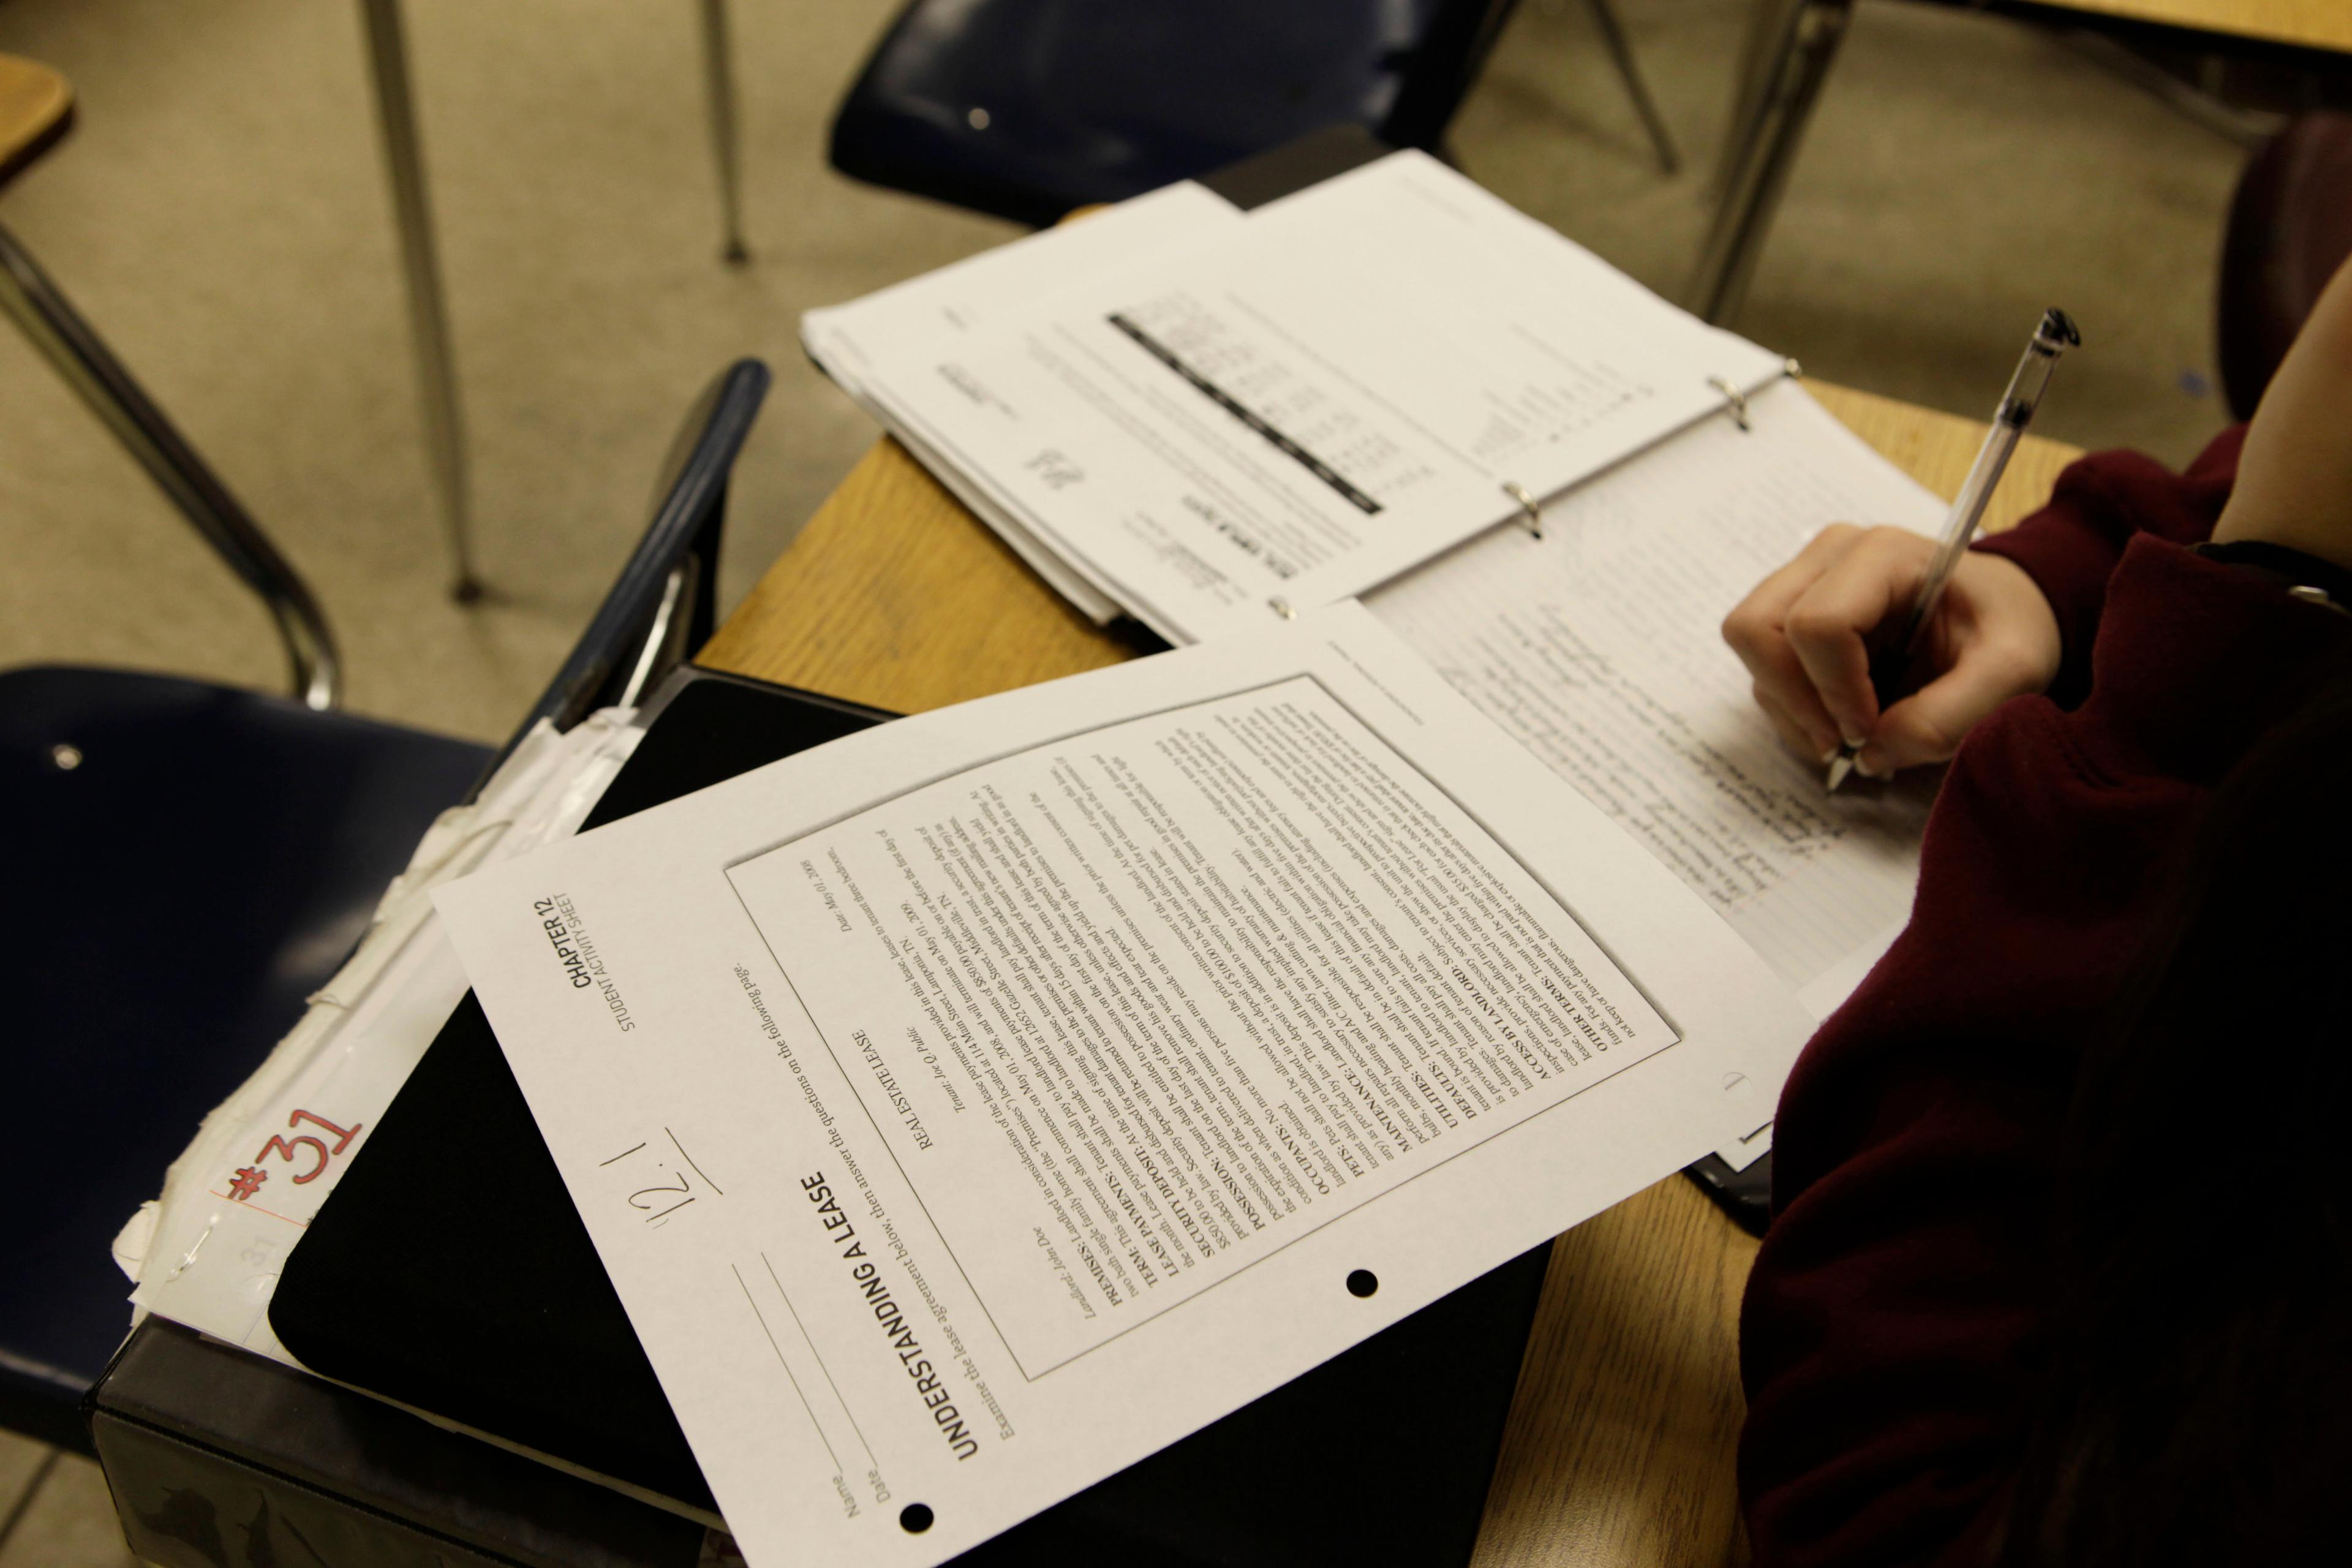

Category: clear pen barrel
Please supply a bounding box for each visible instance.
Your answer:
[1904,420,2021,649]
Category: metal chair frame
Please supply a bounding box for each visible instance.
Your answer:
[0,221,343,709]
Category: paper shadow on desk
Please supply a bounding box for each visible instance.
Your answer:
[271,668,1550,1567]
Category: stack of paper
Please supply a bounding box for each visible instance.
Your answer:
[804,151,1788,646]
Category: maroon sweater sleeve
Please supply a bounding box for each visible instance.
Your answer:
[1972,426,2244,707]
[1737,533,2352,1566]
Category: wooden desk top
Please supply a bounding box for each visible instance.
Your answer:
[699,380,2087,1566]
[2038,0,2352,55]
[0,55,74,187]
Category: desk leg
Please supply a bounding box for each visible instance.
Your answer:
[1714,0,1797,198]
[700,0,751,265]
[357,0,481,602]
[1687,0,1852,327]
[1581,0,1680,175]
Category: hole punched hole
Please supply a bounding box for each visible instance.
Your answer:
[1346,1268,1378,1298]
[900,1503,935,1534]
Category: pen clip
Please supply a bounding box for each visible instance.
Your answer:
[1707,375,1752,432]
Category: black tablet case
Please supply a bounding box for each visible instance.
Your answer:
[274,668,1551,1566]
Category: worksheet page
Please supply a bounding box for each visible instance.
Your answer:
[831,153,1786,643]
[803,179,1245,379]
[805,179,1250,621]
[1370,383,1944,995]
[435,605,1811,1568]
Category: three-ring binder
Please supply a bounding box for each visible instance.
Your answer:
[1501,481,1544,540]
[1710,360,1802,432]
[1707,375,1752,432]
[1268,358,1811,619]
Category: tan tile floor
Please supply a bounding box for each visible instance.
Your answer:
[0,1441,132,1568]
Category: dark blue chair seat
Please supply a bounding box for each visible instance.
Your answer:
[829,0,1506,225]
[0,360,768,1453]
[1,669,487,1450]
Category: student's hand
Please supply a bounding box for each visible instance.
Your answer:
[2214,254,2352,568]
[1722,524,2062,778]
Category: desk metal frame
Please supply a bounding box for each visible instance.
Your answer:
[1690,0,2352,326]
[352,0,750,600]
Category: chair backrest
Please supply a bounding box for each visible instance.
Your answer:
[1381,0,1519,150]
[495,358,769,773]
[829,0,1518,226]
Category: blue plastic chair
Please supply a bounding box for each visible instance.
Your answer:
[828,0,1678,227]
[0,360,769,1452]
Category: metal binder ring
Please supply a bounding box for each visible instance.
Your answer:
[1708,375,1752,432]
[1501,481,1544,540]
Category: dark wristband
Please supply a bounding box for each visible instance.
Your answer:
[2190,540,2352,616]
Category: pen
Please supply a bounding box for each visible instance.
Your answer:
[1826,307,2081,791]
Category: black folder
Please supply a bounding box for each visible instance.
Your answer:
[273,666,1550,1566]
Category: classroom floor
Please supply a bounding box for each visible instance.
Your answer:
[0,1,2250,1559]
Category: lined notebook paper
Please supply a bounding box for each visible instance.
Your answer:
[1369,382,1944,1000]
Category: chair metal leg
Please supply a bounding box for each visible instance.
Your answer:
[1687,0,1852,327]
[0,221,342,709]
[1713,0,1801,200]
[2057,28,2285,148]
[699,0,750,265]
[1580,0,1680,175]
[357,0,481,603]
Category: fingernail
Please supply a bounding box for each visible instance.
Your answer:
[1840,726,1870,750]
[1855,754,1890,780]
[1818,746,1841,765]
